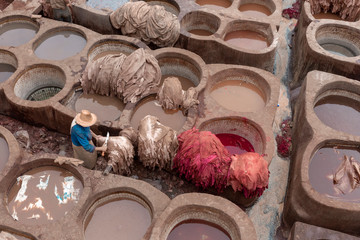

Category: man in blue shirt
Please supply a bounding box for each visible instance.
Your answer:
[71,110,107,169]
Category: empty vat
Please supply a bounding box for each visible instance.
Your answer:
[210,80,266,112]
[167,219,231,240]
[75,93,125,122]
[0,17,38,47]
[34,29,87,61]
[84,193,151,240]
[130,95,187,131]
[314,94,360,136]
[7,165,83,225]
[88,39,139,62]
[0,136,9,173]
[13,65,66,101]
[316,25,360,57]
[180,11,220,37]
[195,0,232,8]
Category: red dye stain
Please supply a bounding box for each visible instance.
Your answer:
[216,133,254,155]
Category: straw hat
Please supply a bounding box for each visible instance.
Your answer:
[75,110,97,127]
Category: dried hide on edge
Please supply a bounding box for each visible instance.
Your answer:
[228,152,269,198]
[137,115,178,170]
[80,49,161,104]
[157,77,199,112]
[97,131,135,175]
[118,48,161,103]
[332,155,360,195]
[172,128,231,192]
[308,0,360,21]
[110,1,180,47]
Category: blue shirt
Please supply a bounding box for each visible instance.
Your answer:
[71,124,95,152]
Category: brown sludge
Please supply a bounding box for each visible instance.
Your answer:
[130,96,187,131]
[110,1,180,47]
[137,115,178,170]
[80,48,161,103]
[0,137,9,172]
[75,93,125,122]
[96,128,135,175]
[313,12,342,20]
[195,0,232,8]
[308,0,360,21]
[224,30,269,50]
[238,4,272,18]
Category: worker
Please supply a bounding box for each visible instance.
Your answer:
[50,0,72,23]
[71,110,107,169]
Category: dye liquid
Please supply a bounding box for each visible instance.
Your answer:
[84,199,151,240]
[195,0,231,8]
[167,220,230,240]
[313,12,342,20]
[0,22,37,46]
[224,30,269,50]
[34,31,87,60]
[320,43,357,57]
[188,29,213,36]
[239,4,272,18]
[130,96,187,131]
[75,93,125,122]
[309,147,360,202]
[216,133,254,155]
[0,63,15,83]
[314,95,360,136]
[160,75,196,90]
[0,137,9,173]
[7,166,83,225]
[210,80,265,112]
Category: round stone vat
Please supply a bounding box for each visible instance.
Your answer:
[130,94,188,131]
[199,118,265,156]
[195,0,232,9]
[312,12,343,21]
[238,0,275,18]
[315,24,360,57]
[180,11,220,37]
[34,28,87,61]
[88,39,139,62]
[223,21,272,51]
[309,145,360,202]
[207,68,269,113]
[144,0,180,16]
[0,16,39,47]
[149,193,257,240]
[155,49,204,90]
[0,231,33,240]
[83,192,152,240]
[13,65,66,101]
[314,90,360,136]
[6,165,84,225]
[0,50,17,84]
[0,126,20,177]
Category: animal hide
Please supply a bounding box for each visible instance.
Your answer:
[228,152,269,198]
[333,155,360,195]
[80,48,161,103]
[307,0,360,21]
[137,115,178,170]
[172,128,231,192]
[109,1,180,47]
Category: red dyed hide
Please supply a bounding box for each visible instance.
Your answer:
[228,152,269,198]
[173,128,232,192]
